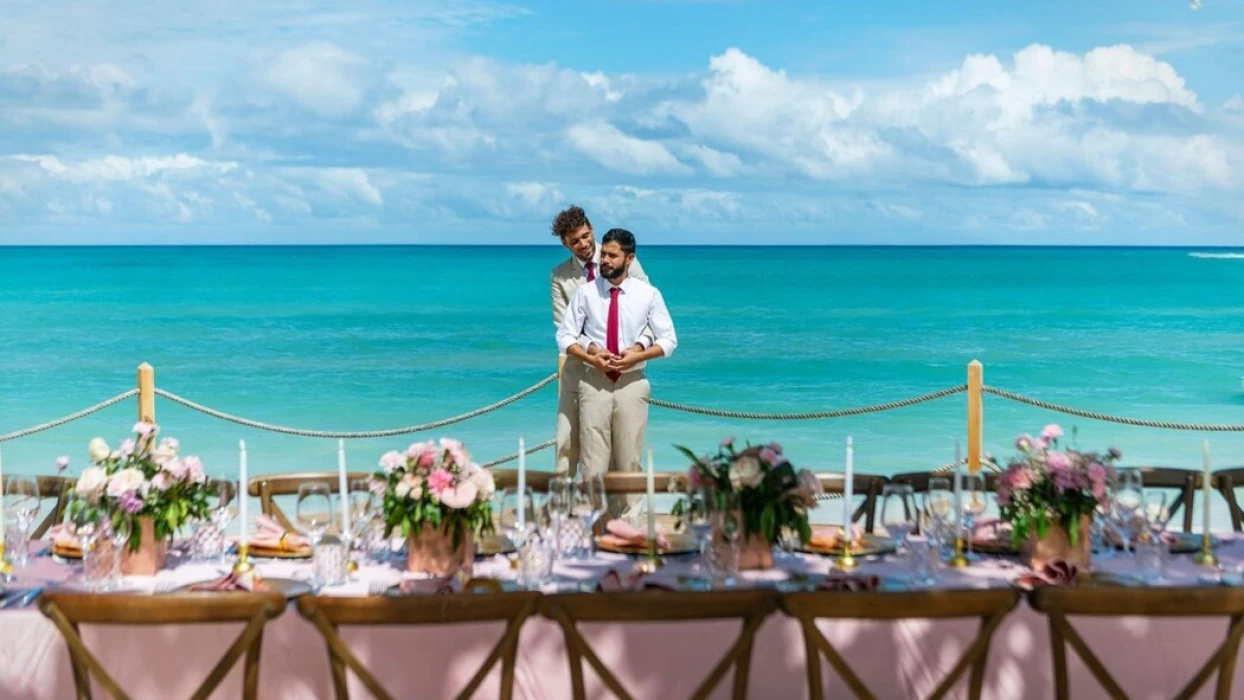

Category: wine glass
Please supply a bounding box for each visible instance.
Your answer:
[880,483,915,552]
[714,490,743,587]
[347,479,377,565]
[498,486,536,549]
[208,479,238,562]
[924,478,954,554]
[1143,491,1173,545]
[296,484,334,550]
[683,486,714,578]
[961,474,986,561]
[572,472,606,558]
[4,475,40,567]
[108,516,132,587]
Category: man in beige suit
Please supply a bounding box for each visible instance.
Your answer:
[550,206,648,475]
[557,229,675,485]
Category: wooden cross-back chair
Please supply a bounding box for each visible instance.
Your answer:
[1,474,75,539]
[781,588,1020,700]
[247,472,372,532]
[38,592,287,700]
[815,473,888,533]
[1029,586,1244,700]
[1213,468,1244,532]
[297,588,541,700]
[889,471,1000,534]
[540,589,779,700]
[492,469,554,492]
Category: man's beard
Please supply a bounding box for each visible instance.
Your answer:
[601,263,626,280]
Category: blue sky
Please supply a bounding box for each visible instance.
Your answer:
[1,0,1241,245]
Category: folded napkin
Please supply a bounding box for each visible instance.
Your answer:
[1015,560,1080,590]
[809,524,865,551]
[247,515,311,554]
[596,565,680,592]
[398,575,460,596]
[599,519,670,551]
[187,570,269,592]
[972,516,1008,542]
[818,573,881,592]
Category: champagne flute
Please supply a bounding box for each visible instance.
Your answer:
[1112,469,1144,555]
[961,474,986,561]
[924,478,953,555]
[573,472,606,558]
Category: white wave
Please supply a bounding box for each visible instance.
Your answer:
[1188,252,1244,259]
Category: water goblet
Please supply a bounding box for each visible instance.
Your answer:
[498,486,536,550]
[961,474,986,561]
[3,475,40,567]
[880,483,915,554]
[297,484,334,585]
[547,476,573,555]
[1111,478,1144,556]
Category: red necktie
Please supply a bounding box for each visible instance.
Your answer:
[606,287,620,382]
[585,263,596,282]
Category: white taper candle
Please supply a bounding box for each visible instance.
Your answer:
[1204,439,1213,535]
[647,447,656,542]
[517,437,526,529]
[338,439,350,536]
[954,438,963,538]
[843,437,854,533]
[239,440,248,548]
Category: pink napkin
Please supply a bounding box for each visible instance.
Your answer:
[599,519,670,550]
[818,574,881,592]
[187,570,269,592]
[809,524,864,551]
[248,515,310,553]
[398,576,460,596]
[596,565,680,592]
[972,516,1007,541]
[1016,560,1080,590]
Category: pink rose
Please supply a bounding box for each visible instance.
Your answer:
[427,468,454,495]
[687,466,705,489]
[720,437,735,449]
[439,480,478,509]
[1041,424,1064,440]
[1015,434,1034,452]
[1035,437,1049,450]
[768,442,783,454]
[55,456,70,473]
[379,450,404,474]
[759,447,778,465]
[132,422,157,438]
[418,449,439,469]
[1045,452,1070,471]
[163,458,189,481]
[151,471,173,491]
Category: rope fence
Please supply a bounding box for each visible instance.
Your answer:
[0,390,138,443]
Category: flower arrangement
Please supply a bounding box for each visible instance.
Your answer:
[675,438,821,544]
[996,424,1120,548]
[375,438,496,548]
[66,422,211,551]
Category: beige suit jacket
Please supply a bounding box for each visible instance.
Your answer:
[550,255,648,329]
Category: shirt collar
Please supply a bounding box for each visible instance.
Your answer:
[599,275,633,294]
[575,247,600,272]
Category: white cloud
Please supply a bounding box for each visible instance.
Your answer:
[9,154,236,183]
[312,168,383,206]
[683,145,745,177]
[566,121,691,175]
[264,43,371,118]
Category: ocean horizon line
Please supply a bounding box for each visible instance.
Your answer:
[4,243,1244,251]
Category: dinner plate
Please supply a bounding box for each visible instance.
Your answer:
[595,533,699,556]
[171,577,313,598]
[796,533,897,558]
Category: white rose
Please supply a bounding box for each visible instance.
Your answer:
[471,466,495,501]
[153,447,177,464]
[88,438,110,463]
[395,480,412,499]
[151,471,173,491]
[106,468,146,498]
[75,466,109,502]
[728,455,764,490]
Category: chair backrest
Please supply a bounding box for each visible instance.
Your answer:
[248,472,372,532]
[540,589,778,700]
[1128,467,1200,532]
[1214,468,1244,532]
[2,474,75,539]
[780,588,1019,700]
[815,473,888,532]
[602,472,688,494]
[492,469,553,492]
[296,590,541,700]
[1029,586,1244,700]
[39,592,287,700]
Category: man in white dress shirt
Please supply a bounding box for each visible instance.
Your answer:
[556,228,676,484]
[550,206,649,475]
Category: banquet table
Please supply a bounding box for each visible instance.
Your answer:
[3,538,1244,700]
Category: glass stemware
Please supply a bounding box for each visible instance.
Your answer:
[498,486,536,549]
[4,475,40,567]
[572,472,606,558]
[924,478,954,556]
[547,476,573,556]
[961,474,986,561]
[346,478,377,566]
[1112,469,1144,556]
[296,484,334,550]
[880,483,915,553]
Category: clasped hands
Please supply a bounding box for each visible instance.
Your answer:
[587,343,645,374]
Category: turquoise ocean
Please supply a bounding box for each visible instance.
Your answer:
[4,245,1244,486]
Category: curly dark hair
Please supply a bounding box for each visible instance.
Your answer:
[551,205,591,240]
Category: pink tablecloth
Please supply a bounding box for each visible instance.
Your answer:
[2,544,1243,699]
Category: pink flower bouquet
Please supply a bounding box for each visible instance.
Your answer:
[375,438,496,549]
[996,424,1120,548]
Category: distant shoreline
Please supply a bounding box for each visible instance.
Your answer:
[3,244,1244,250]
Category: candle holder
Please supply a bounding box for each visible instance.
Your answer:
[1194,534,1219,568]
[636,539,665,574]
[946,536,969,568]
[0,543,12,580]
[232,544,262,582]
[836,538,858,572]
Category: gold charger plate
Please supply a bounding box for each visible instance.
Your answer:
[595,533,699,556]
[797,533,897,558]
[245,544,313,560]
[171,577,313,598]
[52,544,83,561]
[476,534,516,557]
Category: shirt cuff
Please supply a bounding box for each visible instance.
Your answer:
[654,338,676,358]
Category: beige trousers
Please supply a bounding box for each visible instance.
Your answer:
[554,355,586,476]
[578,368,649,516]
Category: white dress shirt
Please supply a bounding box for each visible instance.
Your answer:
[556,275,677,373]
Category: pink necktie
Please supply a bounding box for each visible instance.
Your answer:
[606,287,620,382]
[585,263,596,282]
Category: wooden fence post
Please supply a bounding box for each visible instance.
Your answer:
[968,360,983,474]
[137,363,155,424]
